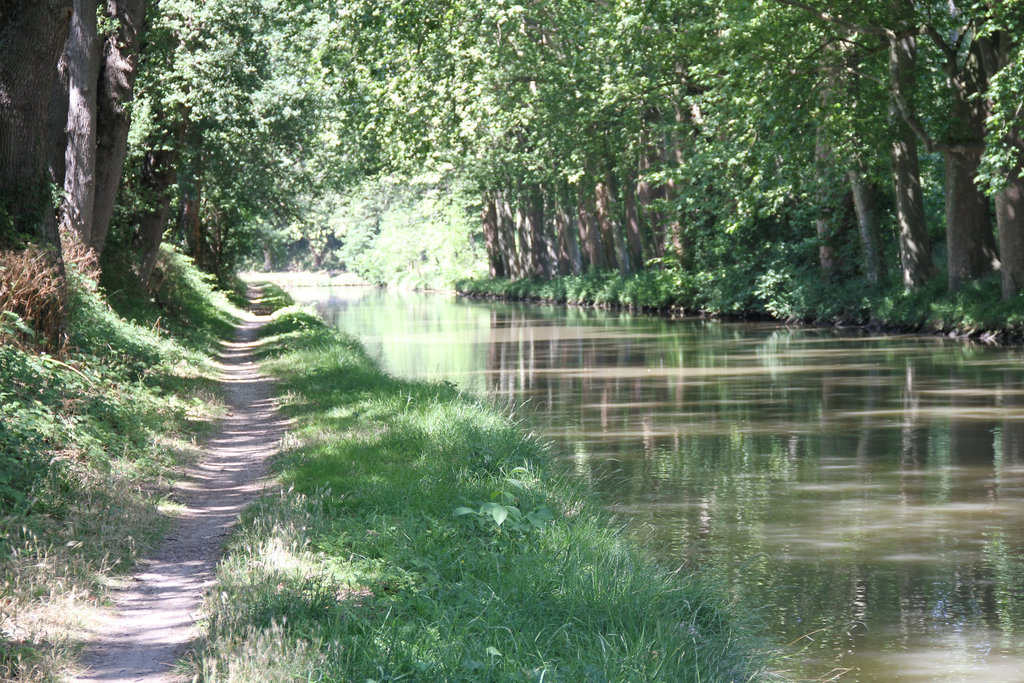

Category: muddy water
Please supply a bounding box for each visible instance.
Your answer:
[296,286,1024,682]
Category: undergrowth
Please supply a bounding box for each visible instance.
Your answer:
[0,244,239,680]
[457,266,1024,340]
[191,298,773,681]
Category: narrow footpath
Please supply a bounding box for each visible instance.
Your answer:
[73,313,288,682]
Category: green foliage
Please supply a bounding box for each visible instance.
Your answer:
[460,264,1024,340]
[193,308,772,681]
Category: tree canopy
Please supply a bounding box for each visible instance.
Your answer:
[3,0,1024,317]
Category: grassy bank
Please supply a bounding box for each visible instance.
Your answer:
[190,297,773,681]
[456,269,1024,342]
[0,245,239,680]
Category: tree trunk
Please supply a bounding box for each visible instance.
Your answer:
[594,172,618,271]
[996,166,1024,299]
[944,42,998,289]
[944,143,998,288]
[481,193,503,278]
[62,0,101,248]
[0,1,74,249]
[978,31,1024,299]
[622,167,645,273]
[891,130,934,288]
[526,185,546,278]
[565,190,582,274]
[576,181,602,270]
[134,148,178,288]
[91,0,146,256]
[889,35,935,288]
[555,193,572,276]
[814,131,837,275]
[498,191,519,279]
[847,169,882,285]
[515,198,533,278]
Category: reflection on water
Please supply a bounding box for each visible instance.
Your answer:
[296,286,1024,682]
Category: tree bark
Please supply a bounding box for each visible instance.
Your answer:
[482,194,504,278]
[62,0,101,248]
[554,192,572,276]
[526,185,546,277]
[944,143,998,289]
[515,198,533,278]
[944,41,998,289]
[995,165,1024,299]
[622,167,645,273]
[497,191,519,279]
[262,243,273,271]
[594,172,619,271]
[564,187,582,274]
[91,0,146,256]
[847,169,882,285]
[576,180,602,270]
[889,35,935,288]
[0,0,74,249]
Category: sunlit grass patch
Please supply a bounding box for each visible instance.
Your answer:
[193,310,773,681]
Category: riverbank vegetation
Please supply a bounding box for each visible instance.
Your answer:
[456,266,1024,341]
[0,246,237,679]
[189,296,771,681]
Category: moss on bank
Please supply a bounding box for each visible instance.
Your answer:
[191,296,774,681]
[0,245,239,681]
[456,269,1024,342]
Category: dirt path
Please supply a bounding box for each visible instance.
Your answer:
[72,314,287,682]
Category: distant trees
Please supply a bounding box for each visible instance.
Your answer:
[327,0,1024,302]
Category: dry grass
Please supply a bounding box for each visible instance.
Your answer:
[0,247,68,353]
[0,239,100,355]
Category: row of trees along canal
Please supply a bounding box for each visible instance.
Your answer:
[3,2,1024,335]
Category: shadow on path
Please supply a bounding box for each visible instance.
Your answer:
[72,316,289,682]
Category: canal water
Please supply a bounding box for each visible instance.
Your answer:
[293,286,1024,682]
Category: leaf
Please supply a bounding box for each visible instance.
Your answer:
[453,506,476,517]
[480,502,508,526]
[486,646,502,658]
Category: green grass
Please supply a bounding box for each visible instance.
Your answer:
[0,245,241,681]
[191,307,774,681]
